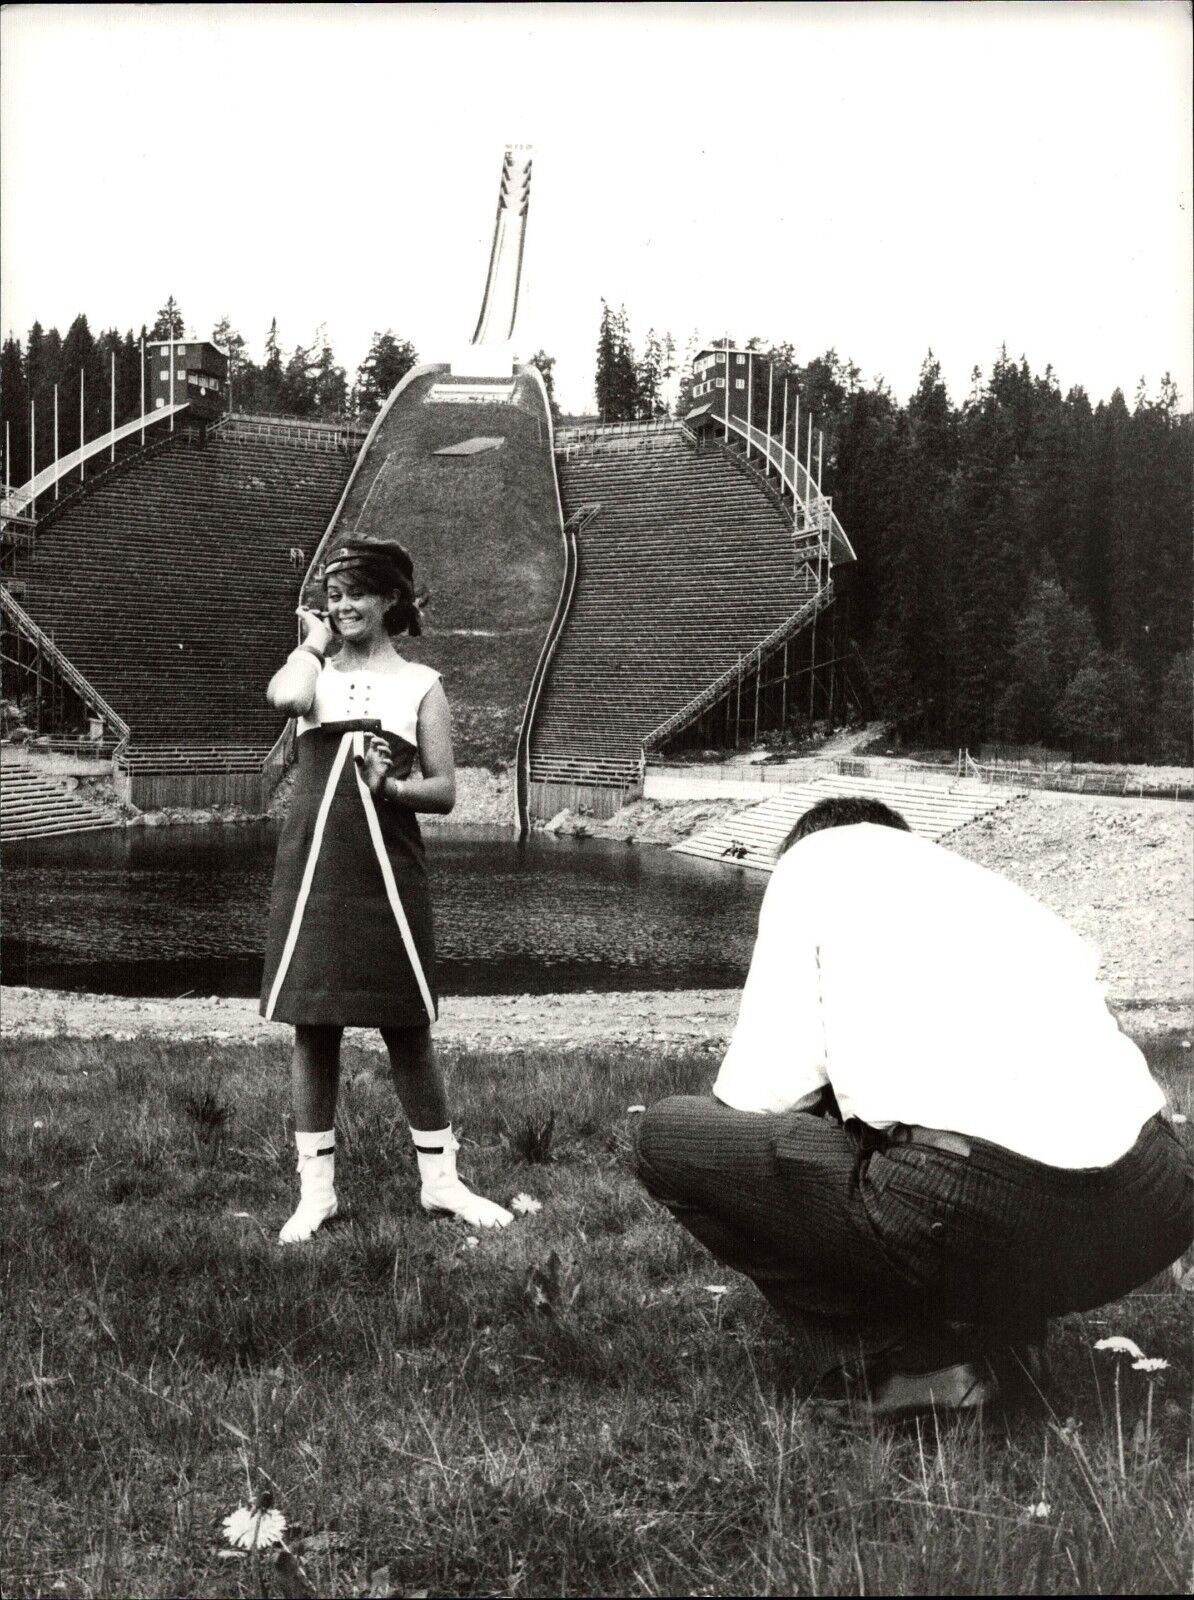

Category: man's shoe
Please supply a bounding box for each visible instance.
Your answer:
[866,1360,995,1420]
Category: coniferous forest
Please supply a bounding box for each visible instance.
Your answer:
[595,313,1192,767]
[1,300,1189,764]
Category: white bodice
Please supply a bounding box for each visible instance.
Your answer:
[296,659,441,748]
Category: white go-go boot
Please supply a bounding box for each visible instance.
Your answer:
[279,1129,339,1244]
[411,1126,512,1229]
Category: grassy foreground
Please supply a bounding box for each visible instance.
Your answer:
[3,1034,1191,1598]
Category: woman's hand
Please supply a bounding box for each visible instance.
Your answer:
[296,607,334,655]
[357,734,393,798]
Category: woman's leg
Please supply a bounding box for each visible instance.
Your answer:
[381,1024,448,1130]
[292,1023,344,1131]
[280,1024,343,1243]
[382,1025,511,1228]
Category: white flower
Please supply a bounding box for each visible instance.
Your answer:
[511,1193,542,1215]
[1093,1336,1145,1359]
[705,1285,728,1297]
[463,1236,479,1249]
[222,1505,287,1550]
[32,1120,45,1130]
[1171,1113,1188,1125]
[1132,1357,1170,1373]
[627,1105,646,1115]
[1025,1501,1051,1520]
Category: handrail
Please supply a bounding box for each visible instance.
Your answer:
[0,584,130,742]
[556,417,680,447]
[1,404,190,520]
[513,361,579,834]
[733,415,855,564]
[641,583,833,757]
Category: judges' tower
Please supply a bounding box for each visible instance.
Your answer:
[450,145,533,380]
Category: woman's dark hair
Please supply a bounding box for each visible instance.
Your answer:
[779,795,911,856]
[321,539,425,637]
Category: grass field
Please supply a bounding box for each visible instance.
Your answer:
[4,1034,1191,1597]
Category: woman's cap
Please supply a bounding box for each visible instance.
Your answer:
[321,537,415,591]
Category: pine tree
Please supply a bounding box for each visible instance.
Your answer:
[354,331,416,416]
[526,350,560,422]
[212,316,248,411]
[150,297,184,340]
[0,334,27,487]
[594,301,618,420]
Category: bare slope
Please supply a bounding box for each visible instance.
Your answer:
[321,371,564,767]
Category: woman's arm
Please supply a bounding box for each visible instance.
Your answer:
[381,679,456,815]
[266,609,332,715]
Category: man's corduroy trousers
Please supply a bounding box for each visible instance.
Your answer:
[637,1097,1192,1389]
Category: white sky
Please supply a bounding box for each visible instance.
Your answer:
[1,1,1190,415]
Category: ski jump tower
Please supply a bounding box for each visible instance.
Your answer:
[451,145,533,379]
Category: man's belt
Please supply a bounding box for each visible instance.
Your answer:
[886,1124,973,1160]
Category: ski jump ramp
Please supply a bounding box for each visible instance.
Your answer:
[452,146,533,379]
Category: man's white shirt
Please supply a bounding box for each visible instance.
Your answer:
[712,823,1165,1168]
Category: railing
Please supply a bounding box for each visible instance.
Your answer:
[220,412,368,451]
[514,361,582,834]
[641,584,833,759]
[734,416,855,563]
[1,404,190,521]
[0,585,131,755]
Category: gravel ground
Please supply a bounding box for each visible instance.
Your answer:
[3,790,1189,1049]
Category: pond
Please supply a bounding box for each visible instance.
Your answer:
[1,824,767,998]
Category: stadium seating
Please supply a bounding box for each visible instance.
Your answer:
[7,431,350,757]
[672,775,1021,871]
[0,764,120,842]
[528,430,820,787]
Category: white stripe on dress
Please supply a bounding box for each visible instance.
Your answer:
[263,731,354,1022]
[352,748,437,1025]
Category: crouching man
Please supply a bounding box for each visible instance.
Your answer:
[638,797,1191,1418]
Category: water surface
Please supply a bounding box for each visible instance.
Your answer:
[1,824,766,998]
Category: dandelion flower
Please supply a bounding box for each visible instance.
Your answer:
[1025,1502,1052,1520]
[627,1105,646,1115]
[222,1504,287,1550]
[1093,1335,1145,1359]
[511,1194,542,1215]
[1132,1357,1170,1373]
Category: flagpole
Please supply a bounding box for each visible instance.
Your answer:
[80,368,86,482]
[54,383,60,498]
[110,351,116,461]
[140,335,146,443]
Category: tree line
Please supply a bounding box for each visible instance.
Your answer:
[595,311,1191,765]
[0,297,421,484]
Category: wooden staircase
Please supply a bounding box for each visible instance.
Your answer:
[0,763,121,842]
[672,774,1022,872]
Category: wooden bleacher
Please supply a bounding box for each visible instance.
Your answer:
[672,774,1023,871]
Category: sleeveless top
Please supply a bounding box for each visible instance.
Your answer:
[296,659,441,747]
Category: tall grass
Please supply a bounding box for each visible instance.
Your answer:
[3,1033,1190,1597]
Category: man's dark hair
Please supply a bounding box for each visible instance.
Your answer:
[779,795,911,856]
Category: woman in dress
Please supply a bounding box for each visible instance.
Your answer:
[261,536,512,1242]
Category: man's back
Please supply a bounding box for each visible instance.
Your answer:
[713,823,1163,1165]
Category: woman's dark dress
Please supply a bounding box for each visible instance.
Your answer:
[259,662,440,1027]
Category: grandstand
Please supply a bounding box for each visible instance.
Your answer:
[2,423,351,806]
[522,419,850,820]
[673,775,1022,871]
